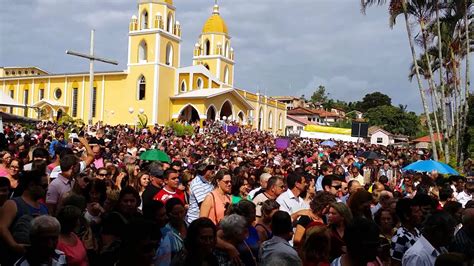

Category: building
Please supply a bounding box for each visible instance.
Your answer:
[0,1,286,134]
[287,107,342,126]
[368,126,409,146]
[272,96,309,110]
[412,133,443,149]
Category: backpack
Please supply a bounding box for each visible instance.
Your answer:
[10,197,43,244]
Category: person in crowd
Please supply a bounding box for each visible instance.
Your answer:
[331,218,383,266]
[340,180,361,204]
[0,170,49,263]
[231,174,246,204]
[7,158,21,191]
[374,208,398,242]
[200,169,232,225]
[14,215,67,266]
[260,211,302,266]
[294,191,336,248]
[348,165,365,186]
[0,176,11,207]
[134,171,150,209]
[276,172,313,222]
[248,172,272,200]
[443,201,463,233]
[450,208,474,260]
[156,198,187,266]
[302,226,331,266]
[402,211,456,265]
[116,218,157,266]
[56,205,89,266]
[143,200,168,232]
[327,202,353,260]
[322,174,342,196]
[391,198,423,266]
[347,189,373,220]
[456,181,473,207]
[0,151,13,177]
[95,167,109,180]
[49,132,68,158]
[83,179,107,225]
[316,163,333,192]
[214,214,252,265]
[253,176,285,217]
[186,163,215,225]
[142,162,164,210]
[171,217,219,266]
[255,199,280,242]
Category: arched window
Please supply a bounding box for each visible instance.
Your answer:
[138,75,146,100]
[268,111,273,129]
[224,66,229,84]
[167,13,174,33]
[204,39,210,55]
[197,78,204,89]
[138,40,147,62]
[258,108,264,131]
[180,80,186,92]
[166,43,173,66]
[279,114,283,130]
[141,10,149,29]
[224,41,229,57]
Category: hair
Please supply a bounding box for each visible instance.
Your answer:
[227,199,256,222]
[17,170,44,193]
[266,176,280,191]
[220,214,247,240]
[321,175,335,190]
[61,193,87,211]
[212,169,231,187]
[134,172,149,192]
[344,218,380,262]
[374,208,398,228]
[184,217,217,251]
[0,151,11,164]
[163,168,178,180]
[261,199,280,219]
[165,197,184,214]
[347,179,360,191]
[118,186,141,208]
[0,176,11,188]
[348,190,373,219]
[286,172,303,190]
[231,175,244,197]
[30,215,61,238]
[32,147,49,159]
[271,211,292,236]
[60,154,78,172]
[329,202,353,226]
[142,200,165,221]
[56,205,82,234]
[302,226,331,264]
[396,198,416,224]
[84,179,107,205]
[310,191,336,214]
[439,185,454,201]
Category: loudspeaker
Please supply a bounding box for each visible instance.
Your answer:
[351,122,369,138]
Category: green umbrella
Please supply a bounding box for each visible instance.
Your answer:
[139,149,170,163]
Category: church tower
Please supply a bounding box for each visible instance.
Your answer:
[127,0,182,125]
[192,4,234,86]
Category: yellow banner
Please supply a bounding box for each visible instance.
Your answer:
[304,125,351,135]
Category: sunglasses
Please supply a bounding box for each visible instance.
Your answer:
[332,185,342,190]
[220,180,232,184]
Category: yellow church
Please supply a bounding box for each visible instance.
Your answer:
[0,0,287,134]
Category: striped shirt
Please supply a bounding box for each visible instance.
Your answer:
[186,175,213,224]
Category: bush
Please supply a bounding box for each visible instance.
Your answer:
[165,120,194,137]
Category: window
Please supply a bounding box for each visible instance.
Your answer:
[141,10,148,29]
[204,39,210,55]
[297,126,304,131]
[224,66,229,84]
[72,88,78,117]
[224,41,229,57]
[39,88,45,100]
[167,13,173,33]
[138,40,147,62]
[166,43,173,66]
[138,76,146,100]
[9,90,14,113]
[92,87,97,118]
[24,90,29,116]
[180,81,186,92]
[197,78,203,89]
[54,88,62,99]
[377,137,383,144]
[5,71,8,75]
[268,112,273,129]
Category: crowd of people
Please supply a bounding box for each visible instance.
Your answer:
[0,121,473,266]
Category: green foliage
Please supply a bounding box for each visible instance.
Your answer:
[310,85,328,104]
[137,114,148,130]
[332,119,352,129]
[356,92,392,112]
[364,105,420,136]
[165,120,194,137]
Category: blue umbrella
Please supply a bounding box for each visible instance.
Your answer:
[402,160,459,175]
[321,140,336,147]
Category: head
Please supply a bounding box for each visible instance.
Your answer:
[443,201,463,225]
[163,169,179,190]
[148,162,164,188]
[259,173,272,189]
[135,172,150,191]
[228,199,256,225]
[185,217,217,256]
[0,151,12,166]
[84,179,107,204]
[56,205,82,234]
[310,191,337,216]
[143,200,167,228]
[327,202,353,227]
[461,208,474,235]
[322,174,342,196]
[271,211,293,241]
[348,190,373,220]
[286,172,306,194]
[96,167,109,180]
[374,208,397,233]
[302,226,331,263]
[9,158,21,176]
[220,214,248,243]
[165,198,186,224]
[213,169,232,194]
[19,170,48,200]
[347,180,362,194]
[117,186,141,216]
[395,198,423,227]
[59,154,80,179]
[423,211,456,248]
[29,215,61,258]
[266,176,286,197]
[260,199,280,224]
[344,218,380,263]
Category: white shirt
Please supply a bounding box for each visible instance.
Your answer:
[402,235,446,266]
[276,189,309,215]
[456,191,472,207]
[248,186,262,200]
[50,161,86,179]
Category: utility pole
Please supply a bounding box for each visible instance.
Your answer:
[66,30,118,125]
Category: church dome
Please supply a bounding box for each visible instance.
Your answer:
[164,0,173,5]
[202,5,228,34]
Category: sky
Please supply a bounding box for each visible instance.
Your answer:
[1,0,472,113]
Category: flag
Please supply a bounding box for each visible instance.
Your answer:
[226,125,239,134]
[275,138,290,150]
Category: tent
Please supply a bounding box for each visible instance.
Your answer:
[0,90,24,108]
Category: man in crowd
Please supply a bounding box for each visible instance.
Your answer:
[186,163,215,225]
[450,208,474,260]
[46,155,80,215]
[277,172,314,222]
[248,172,271,200]
[253,176,285,217]
[142,162,164,209]
[153,169,184,204]
[316,163,333,192]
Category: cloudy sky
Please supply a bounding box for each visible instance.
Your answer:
[1,0,472,112]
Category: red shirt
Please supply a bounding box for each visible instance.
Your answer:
[153,187,185,204]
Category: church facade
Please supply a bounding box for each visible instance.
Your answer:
[0,0,287,134]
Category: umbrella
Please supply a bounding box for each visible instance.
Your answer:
[402,160,459,175]
[321,140,336,147]
[139,149,170,163]
[359,151,384,160]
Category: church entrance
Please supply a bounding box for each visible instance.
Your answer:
[207,106,216,121]
[178,105,200,123]
[220,100,232,120]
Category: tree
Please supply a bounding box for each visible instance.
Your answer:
[364,105,420,136]
[310,85,328,105]
[356,92,392,112]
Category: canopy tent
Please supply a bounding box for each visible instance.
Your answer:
[0,90,23,107]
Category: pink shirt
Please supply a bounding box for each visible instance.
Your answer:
[57,233,88,266]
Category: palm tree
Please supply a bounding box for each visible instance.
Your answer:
[361,0,439,160]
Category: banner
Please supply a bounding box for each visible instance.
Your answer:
[275,138,290,150]
[226,125,239,135]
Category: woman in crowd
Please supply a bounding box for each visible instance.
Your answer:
[84,179,107,225]
[294,191,336,248]
[156,198,187,266]
[0,151,12,177]
[348,190,373,220]
[171,217,219,266]
[302,226,331,266]
[134,171,150,210]
[6,158,21,192]
[255,199,280,242]
[327,202,352,260]
[56,205,89,266]
[200,169,232,225]
[215,214,252,265]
